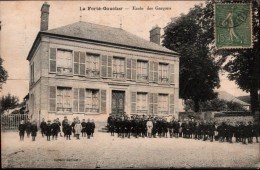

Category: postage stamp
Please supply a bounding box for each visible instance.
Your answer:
[214,1,252,49]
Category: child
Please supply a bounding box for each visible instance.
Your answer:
[56,118,62,137]
[18,120,26,141]
[51,119,59,140]
[91,119,95,137]
[64,121,72,140]
[26,119,32,138]
[81,119,86,137]
[74,120,82,140]
[46,120,52,141]
[30,121,38,141]
[86,119,92,139]
[40,118,47,137]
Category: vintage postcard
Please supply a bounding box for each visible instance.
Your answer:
[1,0,259,169]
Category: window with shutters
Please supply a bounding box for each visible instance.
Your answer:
[57,87,72,112]
[158,63,169,83]
[85,89,99,113]
[86,53,100,78]
[137,60,148,81]
[113,57,125,79]
[158,94,169,114]
[30,63,34,85]
[56,49,73,75]
[137,92,148,114]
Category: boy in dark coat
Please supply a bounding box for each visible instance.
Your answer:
[252,121,259,143]
[30,121,38,141]
[26,120,32,138]
[18,120,26,141]
[81,119,86,137]
[71,118,77,137]
[64,121,72,140]
[91,119,96,137]
[40,118,47,137]
[51,119,59,140]
[45,120,52,141]
[85,119,92,139]
[62,116,68,137]
[56,118,62,137]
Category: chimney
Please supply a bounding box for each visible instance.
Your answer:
[150,25,161,45]
[40,2,50,31]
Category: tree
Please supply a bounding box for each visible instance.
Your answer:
[162,2,220,112]
[0,93,19,114]
[0,57,8,91]
[223,1,260,115]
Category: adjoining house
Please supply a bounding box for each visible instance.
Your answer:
[217,91,250,111]
[27,2,180,124]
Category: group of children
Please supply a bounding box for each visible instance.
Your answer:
[18,116,96,141]
[18,120,38,141]
[107,114,260,145]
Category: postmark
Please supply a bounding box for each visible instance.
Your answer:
[214,0,252,49]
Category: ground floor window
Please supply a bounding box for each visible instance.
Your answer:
[137,92,148,114]
[85,89,99,113]
[158,94,168,114]
[57,87,72,112]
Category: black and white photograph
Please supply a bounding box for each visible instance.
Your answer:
[1,0,259,169]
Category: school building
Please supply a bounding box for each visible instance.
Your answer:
[27,2,180,123]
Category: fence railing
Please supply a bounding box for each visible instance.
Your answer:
[1,114,29,130]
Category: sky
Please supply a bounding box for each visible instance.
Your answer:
[0,0,249,101]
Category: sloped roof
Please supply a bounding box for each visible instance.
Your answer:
[42,21,177,55]
[218,91,250,106]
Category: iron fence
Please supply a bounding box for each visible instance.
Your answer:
[1,114,29,130]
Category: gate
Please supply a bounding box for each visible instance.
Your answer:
[1,114,29,130]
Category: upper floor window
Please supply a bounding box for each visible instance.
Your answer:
[159,63,169,83]
[158,94,169,114]
[86,53,100,78]
[137,60,148,81]
[57,87,72,112]
[57,49,73,75]
[113,57,125,79]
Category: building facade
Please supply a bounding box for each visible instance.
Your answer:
[27,3,180,123]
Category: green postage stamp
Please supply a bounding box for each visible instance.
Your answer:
[214,1,252,49]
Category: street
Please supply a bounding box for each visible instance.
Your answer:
[1,131,260,168]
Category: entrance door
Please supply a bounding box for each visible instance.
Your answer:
[111,90,125,115]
